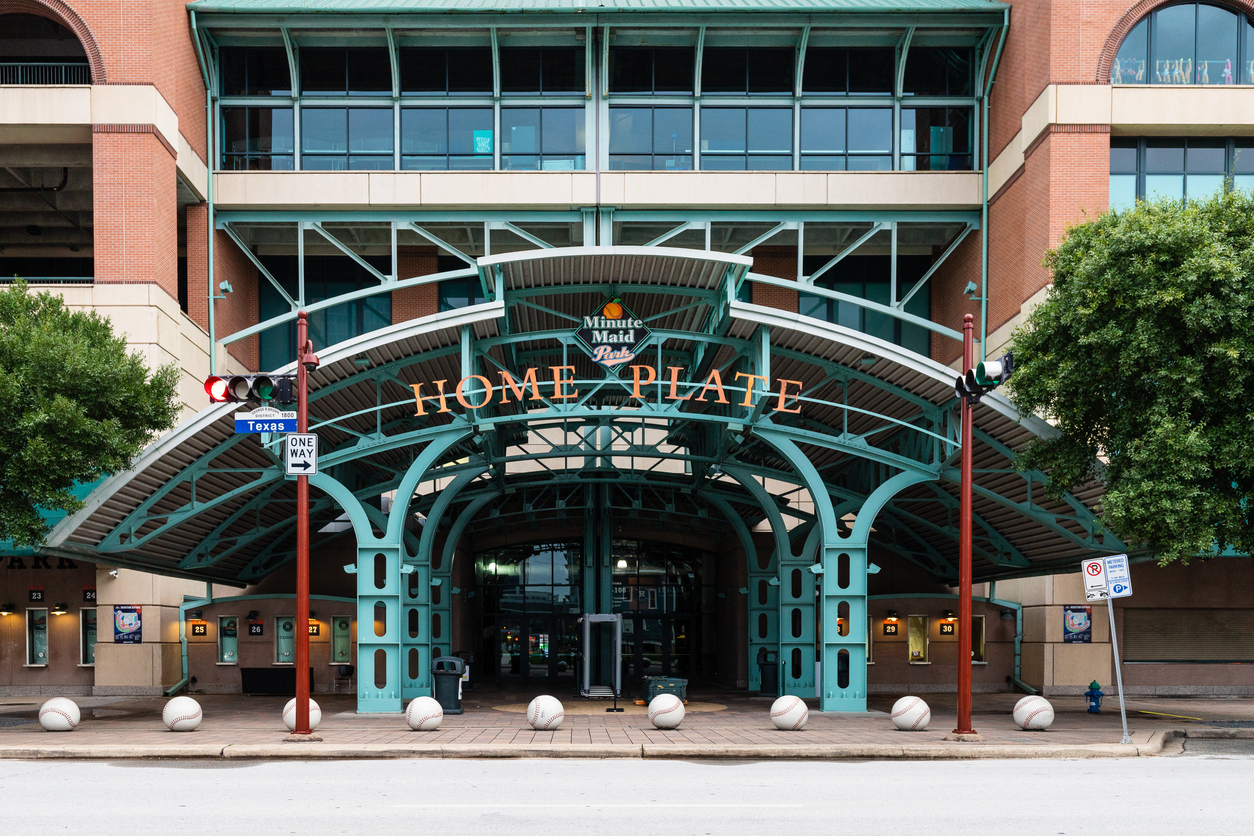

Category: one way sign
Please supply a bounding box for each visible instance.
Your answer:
[285,433,318,476]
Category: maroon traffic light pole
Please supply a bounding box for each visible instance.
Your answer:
[952,313,978,739]
[292,310,318,738]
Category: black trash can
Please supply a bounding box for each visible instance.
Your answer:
[431,656,466,714]
[756,647,779,697]
[453,650,475,692]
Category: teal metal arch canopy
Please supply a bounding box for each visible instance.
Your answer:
[43,245,1114,585]
[187,0,1007,14]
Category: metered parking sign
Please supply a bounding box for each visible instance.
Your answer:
[286,433,318,476]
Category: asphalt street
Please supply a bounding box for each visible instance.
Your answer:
[1,745,1250,836]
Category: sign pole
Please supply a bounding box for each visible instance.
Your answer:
[293,310,312,738]
[1105,598,1132,744]
[952,313,977,738]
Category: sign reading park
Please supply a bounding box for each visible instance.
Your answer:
[574,297,651,370]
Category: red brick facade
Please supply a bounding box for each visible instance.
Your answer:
[750,246,799,313]
[213,232,260,371]
[393,246,439,324]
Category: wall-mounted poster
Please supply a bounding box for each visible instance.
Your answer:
[1063,605,1092,643]
[114,605,142,643]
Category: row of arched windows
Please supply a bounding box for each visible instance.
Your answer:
[1112,2,1254,84]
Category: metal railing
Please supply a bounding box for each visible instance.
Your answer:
[0,62,91,85]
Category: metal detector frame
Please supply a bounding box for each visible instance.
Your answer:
[579,613,623,698]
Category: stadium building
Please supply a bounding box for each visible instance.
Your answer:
[3,0,1253,707]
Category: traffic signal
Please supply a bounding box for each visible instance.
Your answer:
[205,374,297,405]
[954,351,1014,405]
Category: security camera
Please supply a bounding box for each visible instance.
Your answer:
[108,569,119,578]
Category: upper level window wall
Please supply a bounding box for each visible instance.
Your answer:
[302,108,393,170]
[220,47,291,96]
[801,47,895,96]
[702,47,794,94]
[1111,3,1254,84]
[400,47,493,95]
[300,48,391,96]
[500,47,584,95]
[1110,137,1254,209]
[609,47,694,94]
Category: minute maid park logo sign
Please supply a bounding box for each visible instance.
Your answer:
[407,296,805,415]
[574,297,650,369]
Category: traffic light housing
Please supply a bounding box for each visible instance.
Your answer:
[205,374,297,405]
[954,351,1013,404]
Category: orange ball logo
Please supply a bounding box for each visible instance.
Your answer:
[603,301,623,319]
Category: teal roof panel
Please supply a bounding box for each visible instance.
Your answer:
[188,0,1006,13]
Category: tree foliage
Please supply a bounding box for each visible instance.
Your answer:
[0,280,179,547]
[1009,192,1254,564]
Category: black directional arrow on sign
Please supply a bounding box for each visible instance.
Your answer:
[291,460,312,471]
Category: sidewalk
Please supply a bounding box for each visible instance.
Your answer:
[2,686,1245,760]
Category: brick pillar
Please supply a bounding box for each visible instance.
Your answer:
[393,246,439,324]
[214,231,260,372]
[91,128,178,300]
[186,203,209,332]
[750,246,798,313]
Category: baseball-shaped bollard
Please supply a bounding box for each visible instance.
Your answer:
[282,697,322,732]
[648,693,685,729]
[405,696,444,731]
[38,697,80,732]
[770,695,809,730]
[1013,695,1055,730]
[527,695,565,730]
[162,696,203,732]
[890,696,931,731]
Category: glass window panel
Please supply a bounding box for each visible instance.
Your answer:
[800,155,845,171]
[702,156,747,171]
[1109,174,1138,211]
[264,108,293,153]
[1145,141,1184,172]
[653,108,693,155]
[1186,173,1225,200]
[402,109,448,155]
[347,48,392,95]
[303,155,348,171]
[1195,4,1239,85]
[1234,142,1254,173]
[449,108,493,155]
[302,108,347,153]
[541,108,584,154]
[502,108,540,154]
[1234,174,1254,193]
[847,108,891,152]
[701,108,746,152]
[832,283,862,329]
[447,47,493,93]
[1146,173,1185,201]
[847,48,893,95]
[253,48,292,96]
[746,108,792,153]
[749,155,792,170]
[653,47,694,93]
[609,154,652,171]
[450,155,493,170]
[702,48,747,93]
[1112,18,1148,83]
[1246,19,1254,84]
[802,47,847,94]
[610,47,652,93]
[349,108,393,153]
[1186,141,1225,172]
[847,155,891,171]
[609,107,653,154]
[655,154,692,171]
[798,292,827,319]
[747,48,794,94]
[1153,5,1197,84]
[399,48,446,93]
[903,48,948,96]
[542,47,583,93]
[348,155,391,170]
[221,47,248,96]
[801,108,845,153]
[222,107,248,154]
[301,48,347,95]
[403,156,449,171]
[500,47,543,94]
[1110,140,1138,173]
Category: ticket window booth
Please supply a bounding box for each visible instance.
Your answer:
[27,609,48,666]
[218,616,239,664]
[908,615,929,664]
[332,617,352,664]
[275,616,296,664]
[80,608,97,666]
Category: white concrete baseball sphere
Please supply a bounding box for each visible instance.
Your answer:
[162,696,203,732]
[405,696,444,731]
[1013,695,1055,730]
[890,696,932,731]
[38,697,80,732]
[648,693,686,729]
[769,695,809,730]
[527,695,564,730]
[282,697,322,732]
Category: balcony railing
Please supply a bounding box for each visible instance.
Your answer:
[0,62,91,85]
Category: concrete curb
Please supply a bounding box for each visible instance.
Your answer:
[0,734,1174,761]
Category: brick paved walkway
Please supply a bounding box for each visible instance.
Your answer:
[1,684,1244,756]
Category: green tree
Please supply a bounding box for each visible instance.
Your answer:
[0,279,179,547]
[1009,192,1254,564]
